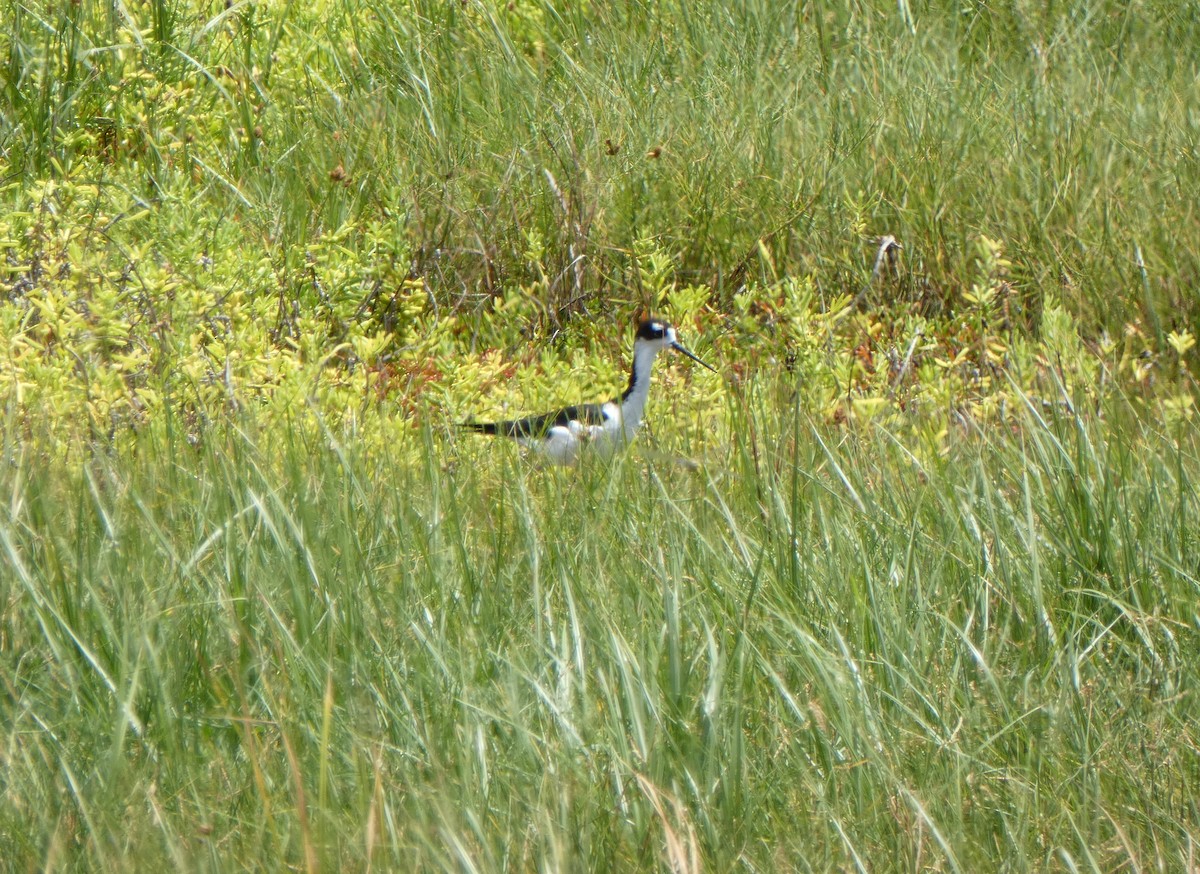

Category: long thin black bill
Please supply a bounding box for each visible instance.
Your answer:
[672,342,717,373]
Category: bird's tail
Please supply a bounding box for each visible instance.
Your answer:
[458,421,501,435]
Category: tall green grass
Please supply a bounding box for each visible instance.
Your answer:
[2,0,1198,327]
[2,391,1198,870]
[3,1,1200,869]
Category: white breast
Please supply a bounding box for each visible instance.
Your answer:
[590,402,627,457]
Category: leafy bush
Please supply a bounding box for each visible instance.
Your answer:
[2,2,1200,869]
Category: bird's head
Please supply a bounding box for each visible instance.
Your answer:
[635,319,716,372]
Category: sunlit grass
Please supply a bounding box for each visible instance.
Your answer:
[3,0,1200,869]
[2,1,1198,325]
[2,386,1198,869]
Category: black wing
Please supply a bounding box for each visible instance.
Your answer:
[461,403,611,438]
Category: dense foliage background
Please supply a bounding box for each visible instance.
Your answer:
[2,1,1199,870]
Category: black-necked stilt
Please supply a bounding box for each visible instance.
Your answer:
[461,319,716,465]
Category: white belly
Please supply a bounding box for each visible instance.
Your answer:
[517,402,628,465]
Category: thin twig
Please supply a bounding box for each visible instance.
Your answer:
[888,328,923,398]
[851,234,902,309]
